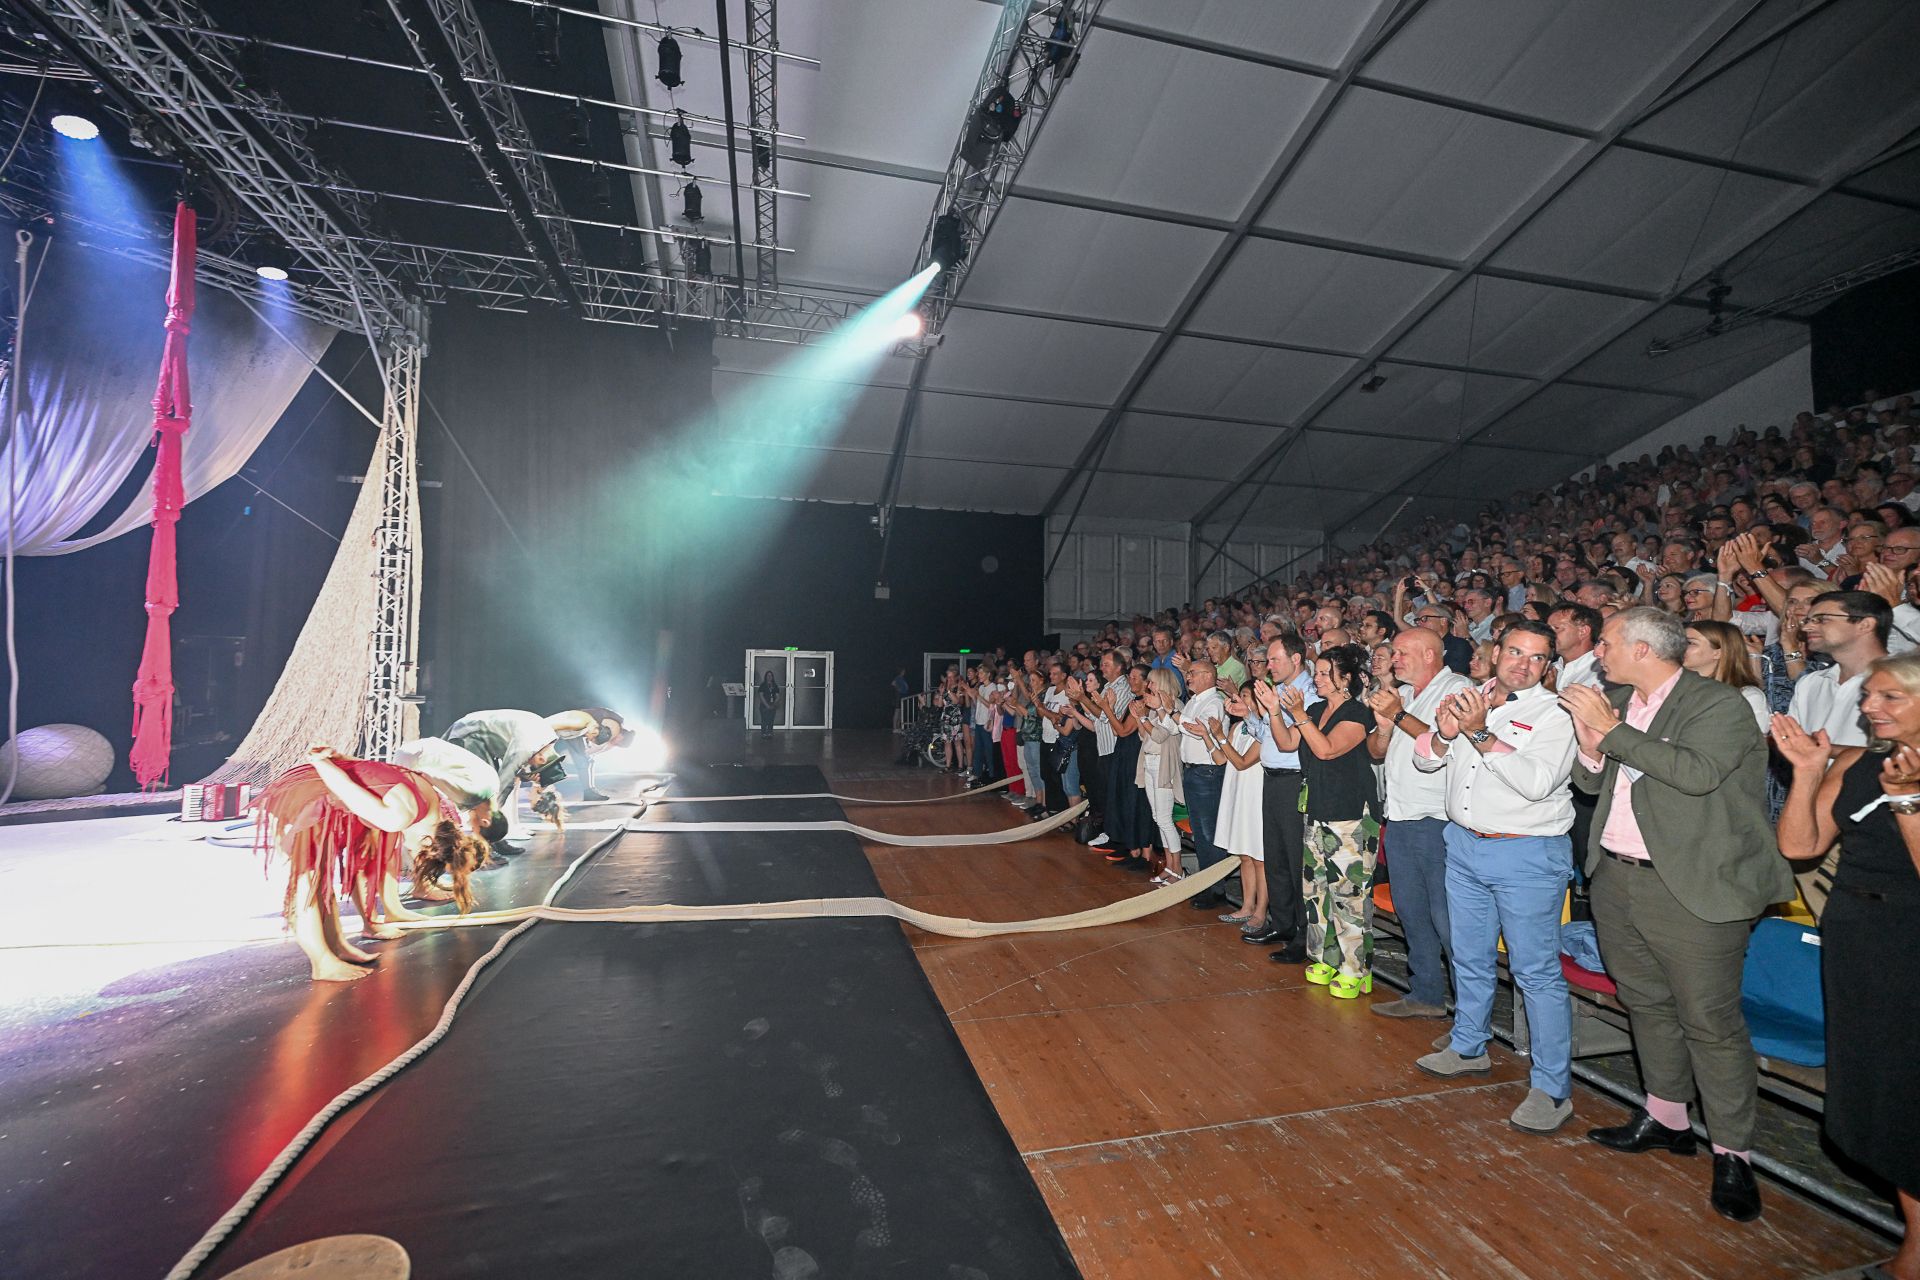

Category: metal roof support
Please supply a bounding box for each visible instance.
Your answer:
[1189,429,1303,591]
[744,0,781,289]
[1325,109,1920,540]
[386,0,587,313]
[1649,244,1920,355]
[873,355,932,591]
[1038,0,1418,523]
[1181,0,1775,532]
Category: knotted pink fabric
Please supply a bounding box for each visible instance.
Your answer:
[129,202,196,790]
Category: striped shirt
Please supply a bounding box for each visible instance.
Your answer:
[1095,679,1133,756]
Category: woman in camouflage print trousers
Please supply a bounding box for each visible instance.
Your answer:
[1304,815,1381,977]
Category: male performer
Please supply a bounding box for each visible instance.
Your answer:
[1561,607,1792,1223]
[440,708,571,849]
[550,705,633,802]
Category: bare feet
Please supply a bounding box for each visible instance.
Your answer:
[409,881,454,902]
[335,938,380,964]
[309,956,373,982]
[363,923,404,941]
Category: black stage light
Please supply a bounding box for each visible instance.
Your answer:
[233,39,271,92]
[1046,13,1075,70]
[929,211,967,274]
[532,7,562,67]
[568,97,592,148]
[591,162,613,209]
[752,137,772,173]
[656,33,684,89]
[615,228,639,270]
[682,180,703,222]
[973,81,1022,146]
[692,238,712,276]
[669,113,694,167]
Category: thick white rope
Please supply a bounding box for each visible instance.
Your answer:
[620,799,1086,845]
[654,775,1019,805]
[159,805,643,1280]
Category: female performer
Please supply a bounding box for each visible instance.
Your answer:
[255,746,488,982]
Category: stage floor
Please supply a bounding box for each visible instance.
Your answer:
[0,726,1897,1278]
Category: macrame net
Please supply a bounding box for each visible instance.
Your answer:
[204,427,422,785]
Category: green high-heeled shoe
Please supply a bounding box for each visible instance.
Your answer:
[1303,962,1337,986]
[1328,972,1373,1000]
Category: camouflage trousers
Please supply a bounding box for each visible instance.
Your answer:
[1304,816,1382,977]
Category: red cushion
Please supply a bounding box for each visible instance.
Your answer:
[1561,952,1617,996]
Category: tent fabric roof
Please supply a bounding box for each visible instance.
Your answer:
[215,0,1920,531]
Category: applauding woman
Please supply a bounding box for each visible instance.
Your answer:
[1775,657,1920,1278]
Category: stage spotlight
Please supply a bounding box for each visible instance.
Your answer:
[894,310,924,340]
[682,180,703,223]
[1359,367,1387,393]
[669,113,694,167]
[590,163,613,209]
[692,238,712,276]
[929,211,966,274]
[255,264,290,281]
[615,228,640,271]
[50,113,98,141]
[972,82,1023,147]
[1045,13,1076,70]
[532,6,562,67]
[568,97,592,148]
[656,32,684,90]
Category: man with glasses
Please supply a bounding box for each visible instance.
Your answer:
[1788,591,1891,747]
[1875,530,1920,655]
[1416,602,1474,676]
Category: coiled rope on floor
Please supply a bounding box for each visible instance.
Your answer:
[620,798,1086,845]
[652,775,1019,805]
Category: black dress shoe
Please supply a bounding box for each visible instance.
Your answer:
[1268,940,1307,964]
[1242,925,1289,945]
[1187,892,1224,910]
[1711,1153,1762,1222]
[1586,1109,1698,1156]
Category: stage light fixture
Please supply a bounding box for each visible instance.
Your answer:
[656,32,684,90]
[682,180,703,223]
[255,264,289,281]
[752,138,772,172]
[50,113,98,141]
[972,82,1023,147]
[669,113,693,167]
[532,7,562,67]
[894,311,924,340]
[591,162,613,209]
[929,211,966,274]
[1045,13,1076,69]
[568,97,592,148]
[1359,368,1387,393]
[692,237,712,276]
[615,228,639,270]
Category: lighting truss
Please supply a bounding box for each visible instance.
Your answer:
[743,0,779,289]
[365,331,427,762]
[906,0,1104,345]
[383,0,588,310]
[1647,246,1920,355]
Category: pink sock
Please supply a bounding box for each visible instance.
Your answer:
[1711,1145,1751,1161]
[1643,1094,1691,1131]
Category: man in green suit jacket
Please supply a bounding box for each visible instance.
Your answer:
[1559,608,1794,1225]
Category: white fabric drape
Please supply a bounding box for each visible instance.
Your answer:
[1,239,334,556]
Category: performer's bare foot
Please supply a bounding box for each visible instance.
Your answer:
[335,937,380,963]
[363,922,405,941]
[309,955,373,982]
[409,880,454,902]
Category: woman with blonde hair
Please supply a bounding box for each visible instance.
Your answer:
[1135,665,1187,884]
[1775,653,1920,1278]
[1682,619,1769,731]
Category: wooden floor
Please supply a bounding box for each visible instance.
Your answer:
[783,730,1892,1280]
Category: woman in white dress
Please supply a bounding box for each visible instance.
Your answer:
[1205,682,1267,932]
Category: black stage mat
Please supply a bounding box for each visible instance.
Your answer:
[202,768,1079,1280]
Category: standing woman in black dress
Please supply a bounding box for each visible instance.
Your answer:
[1776,652,1920,1280]
[756,670,781,739]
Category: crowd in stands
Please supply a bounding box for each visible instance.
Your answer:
[920,392,1920,1267]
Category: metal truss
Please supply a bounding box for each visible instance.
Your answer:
[385,0,586,311]
[364,329,428,761]
[1648,245,1920,356]
[743,0,779,289]
[908,0,1105,339]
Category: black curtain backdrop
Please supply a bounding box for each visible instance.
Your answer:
[421,304,1043,733]
[1809,262,1920,409]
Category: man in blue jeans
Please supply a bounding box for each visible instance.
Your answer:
[1365,627,1469,1016]
[1173,659,1228,909]
[1409,620,1580,1136]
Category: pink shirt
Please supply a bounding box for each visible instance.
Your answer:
[1580,668,1683,860]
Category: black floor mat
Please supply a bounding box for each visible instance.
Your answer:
[200,766,1079,1279]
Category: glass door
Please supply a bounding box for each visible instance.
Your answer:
[744,650,835,730]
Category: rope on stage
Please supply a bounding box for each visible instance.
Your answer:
[652,775,1020,805]
[386,855,1236,939]
[619,798,1086,845]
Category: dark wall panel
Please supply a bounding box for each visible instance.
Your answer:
[1809,262,1920,409]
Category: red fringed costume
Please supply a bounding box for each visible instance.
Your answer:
[254,758,451,910]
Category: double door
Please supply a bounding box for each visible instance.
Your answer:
[745,650,834,729]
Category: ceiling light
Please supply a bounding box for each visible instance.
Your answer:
[1045,13,1076,70]
[929,212,966,275]
[255,265,289,281]
[531,7,561,67]
[972,82,1023,147]
[669,114,693,167]
[49,114,98,141]
[590,162,612,209]
[681,181,702,223]
[894,311,925,340]
[567,98,592,148]
[615,228,639,271]
[656,32,683,90]
[691,238,712,276]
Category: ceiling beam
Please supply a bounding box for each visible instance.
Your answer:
[1039,0,1420,519]
[1183,0,1775,530]
[1324,110,1920,541]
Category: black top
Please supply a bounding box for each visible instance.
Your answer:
[1835,750,1920,899]
[1300,698,1378,823]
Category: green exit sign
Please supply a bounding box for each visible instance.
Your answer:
[959,648,972,654]
[783,646,798,651]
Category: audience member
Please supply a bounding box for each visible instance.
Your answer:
[1177,660,1230,910]
[1244,633,1318,952]
[1211,684,1268,932]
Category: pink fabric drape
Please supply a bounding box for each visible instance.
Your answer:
[129,202,196,790]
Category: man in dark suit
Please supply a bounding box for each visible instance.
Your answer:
[1560,608,1795,1224]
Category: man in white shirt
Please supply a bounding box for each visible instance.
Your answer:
[1460,588,1497,643]
[1175,660,1230,910]
[1364,628,1470,1016]
[1547,603,1605,691]
[1242,634,1321,953]
[1788,591,1890,747]
[1409,620,1580,1137]
[1798,506,1849,576]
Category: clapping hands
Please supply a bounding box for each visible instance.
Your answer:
[1770,713,1832,772]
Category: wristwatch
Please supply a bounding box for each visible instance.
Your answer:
[1468,728,1494,745]
[1888,797,1920,816]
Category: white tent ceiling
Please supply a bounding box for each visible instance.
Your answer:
[648,0,1920,537]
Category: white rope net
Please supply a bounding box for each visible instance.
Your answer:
[203,429,407,785]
